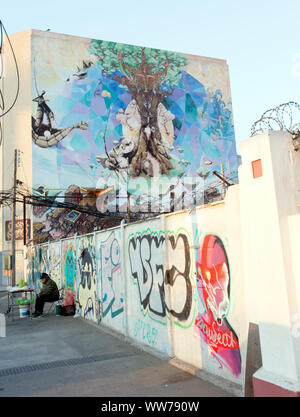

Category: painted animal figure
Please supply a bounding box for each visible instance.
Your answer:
[32,118,88,148]
[32,90,55,131]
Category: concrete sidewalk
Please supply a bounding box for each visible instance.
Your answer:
[0,306,235,397]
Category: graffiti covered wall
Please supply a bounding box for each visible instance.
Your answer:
[75,234,100,323]
[48,242,62,289]
[62,238,76,292]
[30,30,239,242]
[127,218,173,355]
[96,228,125,333]
[26,246,41,294]
[26,187,246,393]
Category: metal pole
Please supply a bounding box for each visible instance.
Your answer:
[23,195,26,246]
[212,170,231,187]
[11,149,17,286]
[221,163,225,200]
[127,191,131,222]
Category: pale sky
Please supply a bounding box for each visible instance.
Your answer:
[2,0,300,153]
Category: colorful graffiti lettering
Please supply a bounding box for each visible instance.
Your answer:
[76,236,99,322]
[98,232,124,319]
[80,248,93,291]
[128,229,193,324]
[40,246,49,274]
[48,242,61,288]
[63,246,76,291]
[26,246,41,293]
[194,234,241,376]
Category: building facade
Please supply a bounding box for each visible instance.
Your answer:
[0,29,239,281]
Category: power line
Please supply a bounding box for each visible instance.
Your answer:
[0,20,20,146]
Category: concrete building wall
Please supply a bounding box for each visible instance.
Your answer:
[25,188,247,395]
[1,30,32,283]
[25,130,300,396]
[239,131,300,395]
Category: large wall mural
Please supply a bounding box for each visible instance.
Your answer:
[31,32,239,242]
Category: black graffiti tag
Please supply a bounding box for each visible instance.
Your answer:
[165,233,192,321]
[128,232,192,322]
[80,248,93,290]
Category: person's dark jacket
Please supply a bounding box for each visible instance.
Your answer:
[40,275,59,299]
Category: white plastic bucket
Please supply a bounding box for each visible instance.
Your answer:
[19,305,30,318]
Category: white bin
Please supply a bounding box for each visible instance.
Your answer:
[19,305,30,318]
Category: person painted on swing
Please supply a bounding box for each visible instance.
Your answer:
[32,273,59,318]
[32,90,55,133]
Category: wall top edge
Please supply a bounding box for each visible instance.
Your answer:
[164,200,225,218]
[7,29,32,36]
[25,201,227,248]
[24,29,228,64]
[5,29,32,42]
[242,130,293,143]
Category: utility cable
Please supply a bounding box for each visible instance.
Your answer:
[0,20,20,147]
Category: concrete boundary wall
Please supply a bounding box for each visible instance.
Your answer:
[25,186,247,396]
[24,131,300,396]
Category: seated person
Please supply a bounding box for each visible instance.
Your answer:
[32,273,59,318]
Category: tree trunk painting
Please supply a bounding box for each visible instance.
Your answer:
[89,41,187,177]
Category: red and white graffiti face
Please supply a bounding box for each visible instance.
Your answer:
[196,234,230,323]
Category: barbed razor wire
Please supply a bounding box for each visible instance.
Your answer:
[250,101,300,150]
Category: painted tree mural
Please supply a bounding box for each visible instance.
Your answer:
[31,33,239,242]
[89,41,187,177]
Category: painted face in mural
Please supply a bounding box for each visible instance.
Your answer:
[196,234,230,324]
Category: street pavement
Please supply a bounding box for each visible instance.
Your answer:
[0,293,235,398]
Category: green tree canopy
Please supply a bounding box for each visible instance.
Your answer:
[89,40,187,95]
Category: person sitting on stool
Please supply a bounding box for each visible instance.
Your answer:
[32,273,59,318]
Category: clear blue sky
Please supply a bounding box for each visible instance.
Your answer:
[2,0,300,153]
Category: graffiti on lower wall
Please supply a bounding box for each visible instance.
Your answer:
[194,234,241,376]
[76,235,101,323]
[128,228,194,326]
[26,246,41,293]
[62,240,76,292]
[25,219,243,382]
[97,231,124,319]
[39,246,49,275]
[134,319,159,347]
[49,242,61,289]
